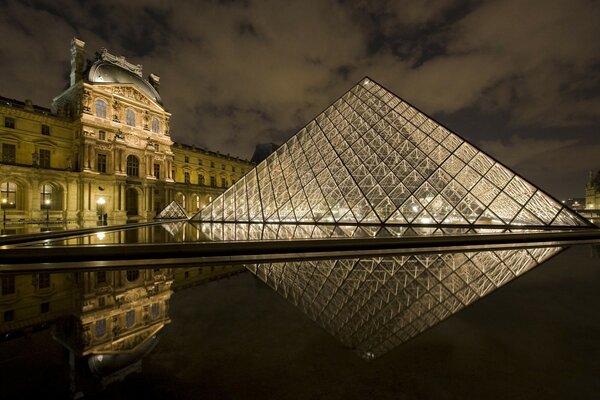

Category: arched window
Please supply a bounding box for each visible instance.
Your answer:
[126,155,139,177]
[40,184,53,209]
[125,108,136,127]
[1,182,17,208]
[151,117,160,133]
[195,195,200,211]
[95,99,107,118]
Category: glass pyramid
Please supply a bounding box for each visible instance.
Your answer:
[193,77,590,228]
[246,246,563,359]
[156,200,188,219]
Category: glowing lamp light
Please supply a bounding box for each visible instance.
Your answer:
[44,199,51,205]
[96,197,106,206]
[96,231,106,240]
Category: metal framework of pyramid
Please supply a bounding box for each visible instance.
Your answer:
[246,246,562,359]
[156,200,188,219]
[193,77,590,228]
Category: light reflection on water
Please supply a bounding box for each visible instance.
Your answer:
[0,243,581,397]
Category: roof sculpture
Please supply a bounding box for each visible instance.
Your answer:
[193,77,590,228]
[246,246,563,359]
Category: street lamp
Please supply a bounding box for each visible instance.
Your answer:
[1,198,7,226]
[96,197,106,226]
[44,199,51,224]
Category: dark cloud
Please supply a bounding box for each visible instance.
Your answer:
[0,0,599,197]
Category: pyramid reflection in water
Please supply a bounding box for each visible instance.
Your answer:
[246,246,563,359]
[194,78,588,228]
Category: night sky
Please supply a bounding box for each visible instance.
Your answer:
[1,0,599,198]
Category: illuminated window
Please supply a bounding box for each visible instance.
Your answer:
[151,117,160,133]
[126,155,139,177]
[40,184,52,208]
[195,195,200,210]
[4,117,15,129]
[95,99,107,118]
[39,149,51,168]
[97,154,107,173]
[1,181,17,207]
[2,143,16,163]
[125,108,136,127]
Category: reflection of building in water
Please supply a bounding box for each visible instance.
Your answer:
[0,273,73,338]
[247,246,563,359]
[52,268,173,394]
[0,264,244,397]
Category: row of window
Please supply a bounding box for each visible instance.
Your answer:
[182,156,243,173]
[95,99,161,133]
[0,274,50,296]
[1,143,51,167]
[3,117,52,135]
[182,172,232,187]
[1,182,59,209]
[94,302,160,338]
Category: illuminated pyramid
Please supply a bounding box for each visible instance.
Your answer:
[193,77,589,228]
[156,200,188,219]
[247,246,563,358]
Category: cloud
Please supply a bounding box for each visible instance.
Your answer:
[0,0,598,197]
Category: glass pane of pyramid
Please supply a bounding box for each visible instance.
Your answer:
[156,200,188,219]
[245,246,563,359]
[192,77,591,228]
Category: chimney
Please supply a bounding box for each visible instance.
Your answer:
[148,73,160,93]
[70,38,86,86]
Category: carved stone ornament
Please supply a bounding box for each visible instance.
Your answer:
[112,100,121,121]
[83,128,95,137]
[82,89,92,113]
[122,287,148,303]
[125,135,141,146]
[111,86,150,105]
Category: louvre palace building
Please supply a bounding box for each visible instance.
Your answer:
[0,38,253,227]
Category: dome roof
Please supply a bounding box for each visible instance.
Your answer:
[88,61,163,105]
[87,334,160,377]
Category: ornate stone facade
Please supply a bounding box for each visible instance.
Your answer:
[0,38,253,227]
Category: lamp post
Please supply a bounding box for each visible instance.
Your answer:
[1,198,6,226]
[44,199,51,224]
[96,197,106,226]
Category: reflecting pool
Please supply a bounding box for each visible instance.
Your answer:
[0,243,598,399]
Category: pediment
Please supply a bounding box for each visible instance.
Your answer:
[110,84,163,111]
